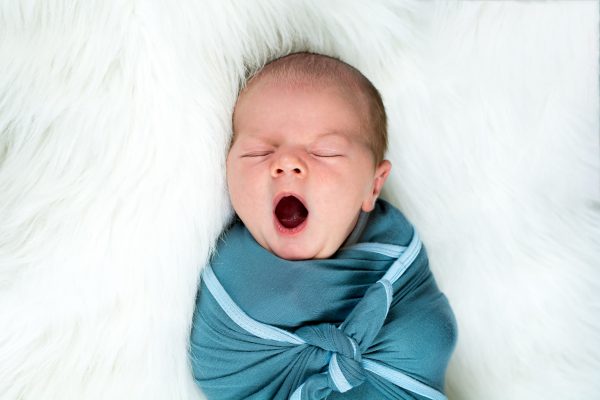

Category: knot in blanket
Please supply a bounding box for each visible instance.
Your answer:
[294,323,365,392]
[190,199,458,400]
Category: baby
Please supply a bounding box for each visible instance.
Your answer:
[190,53,457,400]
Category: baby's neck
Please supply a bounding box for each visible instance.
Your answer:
[340,210,370,248]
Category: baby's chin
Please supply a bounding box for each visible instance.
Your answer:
[269,241,336,261]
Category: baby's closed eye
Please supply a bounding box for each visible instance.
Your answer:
[241,151,273,158]
[308,137,349,158]
[311,150,343,158]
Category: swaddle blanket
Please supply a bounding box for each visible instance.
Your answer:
[190,200,457,400]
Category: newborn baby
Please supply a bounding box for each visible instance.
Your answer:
[190,52,457,400]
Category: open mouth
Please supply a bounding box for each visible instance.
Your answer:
[274,195,309,230]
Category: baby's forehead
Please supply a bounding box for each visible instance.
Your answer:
[236,69,372,128]
[235,72,371,133]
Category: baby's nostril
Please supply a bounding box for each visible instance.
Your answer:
[294,168,301,174]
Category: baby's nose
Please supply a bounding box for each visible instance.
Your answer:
[271,151,306,178]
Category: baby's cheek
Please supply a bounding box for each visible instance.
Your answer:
[228,172,253,210]
[244,173,269,209]
[326,168,368,195]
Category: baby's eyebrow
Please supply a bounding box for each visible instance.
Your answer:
[312,132,352,144]
[235,133,269,143]
[234,135,276,149]
[234,131,353,147]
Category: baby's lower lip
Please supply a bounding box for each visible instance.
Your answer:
[273,213,308,236]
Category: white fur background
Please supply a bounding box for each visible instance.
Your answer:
[0,1,598,399]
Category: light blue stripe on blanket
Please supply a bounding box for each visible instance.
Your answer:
[341,243,405,258]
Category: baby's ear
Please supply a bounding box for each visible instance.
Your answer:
[362,160,392,212]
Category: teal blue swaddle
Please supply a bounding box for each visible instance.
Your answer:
[190,199,457,400]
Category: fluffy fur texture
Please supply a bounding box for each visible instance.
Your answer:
[0,1,598,399]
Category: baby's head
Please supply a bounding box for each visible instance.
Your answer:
[227,52,391,260]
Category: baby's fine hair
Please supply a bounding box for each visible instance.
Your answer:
[241,52,388,164]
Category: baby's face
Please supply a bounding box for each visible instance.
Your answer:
[227,77,390,260]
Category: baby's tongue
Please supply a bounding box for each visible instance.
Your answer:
[275,196,308,229]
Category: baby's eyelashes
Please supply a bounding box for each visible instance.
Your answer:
[241,151,273,158]
[311,153,342,158]
[310,149,344,158]
[238,147,344,159]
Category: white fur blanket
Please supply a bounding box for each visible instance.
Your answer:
[0,1,598,399]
